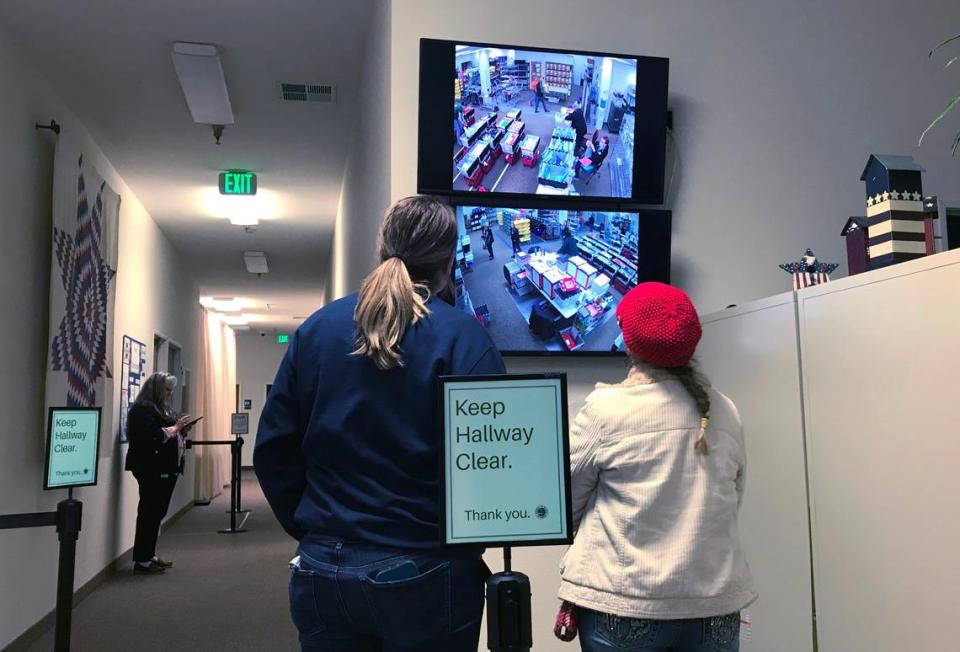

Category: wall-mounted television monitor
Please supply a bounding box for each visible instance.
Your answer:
[418,39,669,205]
[451,204,671,355]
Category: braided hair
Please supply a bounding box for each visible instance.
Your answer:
[663,363,712,455]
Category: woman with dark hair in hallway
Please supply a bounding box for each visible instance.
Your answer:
[255,196,506,652]
[555,283,756,652]
[125,372,193,574]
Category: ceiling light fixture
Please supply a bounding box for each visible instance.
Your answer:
[223,315,250,326]
[243,251,269,275]
[200,296,247,313]
[172,42,234,143]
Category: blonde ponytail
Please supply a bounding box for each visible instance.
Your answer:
[352,196,458,370]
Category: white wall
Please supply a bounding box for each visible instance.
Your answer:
[0,23,200,649]
[329,0,392,300]
[390,0,959,313]
[236,335,289,467]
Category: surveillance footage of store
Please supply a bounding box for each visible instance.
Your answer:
[417,39,669,205]
[452,205,670,354]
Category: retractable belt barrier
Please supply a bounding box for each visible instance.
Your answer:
[1,495,83,651]
[185,436,250,533]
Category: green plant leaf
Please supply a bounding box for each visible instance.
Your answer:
[929,32,960,58]
[919,93,960,146]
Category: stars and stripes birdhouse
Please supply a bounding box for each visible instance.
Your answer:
[860,155,936,269]
[841,216,869,276]
[780,249,839,290]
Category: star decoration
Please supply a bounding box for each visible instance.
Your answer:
[890,190,901,200]
[780,248,840,276]
[867,196,875,207]
[881,191,890,201]
[49,155,117,408]
[912,191,921,201]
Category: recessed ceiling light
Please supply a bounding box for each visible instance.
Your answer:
[223,315,250,326]
[172,42,234,125]
[243,251,269,274]
[200,296,246,312]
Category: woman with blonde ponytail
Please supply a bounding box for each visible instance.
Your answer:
[556,283,756,652]
[255,196,505,652]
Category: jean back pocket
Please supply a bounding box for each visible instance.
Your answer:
[360,559,452,647]
[288,566,327,641]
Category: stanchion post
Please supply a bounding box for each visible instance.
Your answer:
[54,498,82,652]
[227,436,250,515]
[218,437,248,534]
[236,436,243,512]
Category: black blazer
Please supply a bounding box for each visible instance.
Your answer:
[125,403,182,477]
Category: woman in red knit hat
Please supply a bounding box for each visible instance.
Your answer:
[555,282,756,652]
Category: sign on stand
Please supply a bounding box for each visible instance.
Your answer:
[44,407,101,490]
[231,412,250,435]
[440,374,571,547]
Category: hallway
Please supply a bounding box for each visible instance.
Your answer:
[22,479,298,652]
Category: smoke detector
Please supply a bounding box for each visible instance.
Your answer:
[280,82,336,102]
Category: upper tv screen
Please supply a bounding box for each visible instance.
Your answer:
[452,204,671,355]
[418,39,669,204]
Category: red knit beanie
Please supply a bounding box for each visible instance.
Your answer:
[616,282,702,368]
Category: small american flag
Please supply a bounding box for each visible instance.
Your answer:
[792,272,831,290]
[780,249,838,291]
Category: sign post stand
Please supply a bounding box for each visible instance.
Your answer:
[53,493,82,651]
[440,374,570,652]
[486,546,533,652]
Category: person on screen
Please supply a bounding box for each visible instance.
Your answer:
[564,101,588,153]
[555,283,756,651]
[511,224,522,255]
[454,102,467,147]
[533,76,548,113]
[574,136,609,178]
[125,372,193,574]
[557,227,579,258]
[254,196,506,652]
[483,225,495,260]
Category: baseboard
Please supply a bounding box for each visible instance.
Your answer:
[3,500,194,652]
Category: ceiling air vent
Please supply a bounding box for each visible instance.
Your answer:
[280,82,336,103]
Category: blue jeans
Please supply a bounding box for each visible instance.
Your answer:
[289,538,488,651]
[534,95,547,112]
[578,608,740,652]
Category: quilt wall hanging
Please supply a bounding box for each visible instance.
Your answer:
[44,138,121,456]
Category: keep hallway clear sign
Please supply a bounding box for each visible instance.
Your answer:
[45,407,101,490]
[441,374,571,547]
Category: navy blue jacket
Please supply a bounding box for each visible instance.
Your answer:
[254,293,506,548]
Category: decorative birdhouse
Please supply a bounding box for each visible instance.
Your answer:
[780,249,839,290]
[860,155,934,269]
[841,217,869,276]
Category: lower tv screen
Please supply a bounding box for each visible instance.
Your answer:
[452,205,671,355]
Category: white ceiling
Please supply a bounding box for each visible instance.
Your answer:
[0,0,376,330]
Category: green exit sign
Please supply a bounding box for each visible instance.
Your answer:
[219,171,257,195]
[277,334,290,344]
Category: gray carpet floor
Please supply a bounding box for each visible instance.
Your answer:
[24,477,300,652]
